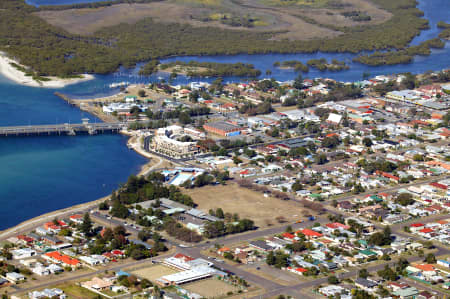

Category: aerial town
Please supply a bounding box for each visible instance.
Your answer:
[0,69,449,299]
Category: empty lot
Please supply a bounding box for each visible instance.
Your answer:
[131,265,178,282]
[35,1,340,40]
[184,278,239,298]
[184,183,307,228]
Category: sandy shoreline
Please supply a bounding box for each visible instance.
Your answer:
[0,51,95,88]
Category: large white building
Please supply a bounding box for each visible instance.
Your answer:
[151,125,200,158]
[157,254,225,286]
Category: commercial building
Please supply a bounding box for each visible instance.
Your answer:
[157,254,225,286]
[151,126,200,158]
[203,121,243,137]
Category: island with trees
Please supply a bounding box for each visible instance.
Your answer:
[274,60,309,73]
[306,58,350,71]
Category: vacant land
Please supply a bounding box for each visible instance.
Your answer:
[131,264,178,282]
[294,0,392,27]
[243,264,301,285]
[53,283,100,299]
[184,183,307,228]
[35,1,339,40]
[184,278,239,298]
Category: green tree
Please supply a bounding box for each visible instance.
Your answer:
[179,112,192,125]
[216,208,224,219]
[424,253,436,264]
[359,268,369,278]
[80,213,93,235]
[266,251,276,265]
[327,275,339,284]
[362,137,373,147]
[138,89,146,97]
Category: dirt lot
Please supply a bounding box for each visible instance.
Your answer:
[35,1,339,40]
[183,278,239,298]
[183,183,308,228]
[131,264,178,282]
[295,0,392,27]
[34,0,392,41]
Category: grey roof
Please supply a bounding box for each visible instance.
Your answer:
[355,278,377,288]
[249,240,273,251]
[43,235,61,243]
[204,121,240,131]
[129,239,152,250]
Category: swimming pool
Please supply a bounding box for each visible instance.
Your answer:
[169,173,193,186]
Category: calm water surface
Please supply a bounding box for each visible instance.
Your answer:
[1,0,449,229]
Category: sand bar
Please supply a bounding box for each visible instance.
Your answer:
[0,51,94,88]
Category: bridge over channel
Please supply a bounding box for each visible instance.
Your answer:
[0,120,127,137]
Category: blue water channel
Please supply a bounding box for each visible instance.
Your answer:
[0,0,449,229]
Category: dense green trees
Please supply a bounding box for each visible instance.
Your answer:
[368,226,392,246]
[276,60,309,73]
[160,61,261,77]
[377,264,397,281]
[139,60,160,76]
[354,38,445,66]
[38,0,161,11]
[203,219,254,238]
[79,213,93,235]
[266,251,290,268]
[239,102,274,116]
[395,193,415,206]
[0,0,435,77]
[307,58,349,71]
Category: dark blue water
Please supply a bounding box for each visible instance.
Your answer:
[0,76,147,229]
[0,0,448,229]
[0,135,146,227]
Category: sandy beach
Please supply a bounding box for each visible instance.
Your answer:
[0,51,95,88]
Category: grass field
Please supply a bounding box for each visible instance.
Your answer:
[183,278,239,298]
[131,265,178,282]
[183,183,308,228]
[55,283,101,299]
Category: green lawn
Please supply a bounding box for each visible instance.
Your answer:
[57,283,104,299]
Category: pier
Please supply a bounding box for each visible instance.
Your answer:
[0,120,127,137]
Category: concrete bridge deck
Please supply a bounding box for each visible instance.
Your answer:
[0,122,126,136]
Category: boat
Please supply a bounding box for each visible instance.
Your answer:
[109,81,129,88]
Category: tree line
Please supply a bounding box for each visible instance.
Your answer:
[0,0,434,77]
[160,61,261,78]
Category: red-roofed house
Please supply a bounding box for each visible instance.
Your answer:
[287,267,308,276]
[44,220,68,232]
[419,228,434,237]
[409,223,424,232]
[44,251,80,268]
[173,253,194,262]
[378,171,399,182]
[217,247,231,256]
[282,232,296,241]
[326,223,350,230]
[429,182,448,190]
[413,264,435,272]
[299,229,323,239]
[69,214,83,224]
[17,235,34,245]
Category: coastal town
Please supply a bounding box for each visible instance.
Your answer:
[0,68,448,299]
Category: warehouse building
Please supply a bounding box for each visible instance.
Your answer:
[203,121,244,137]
